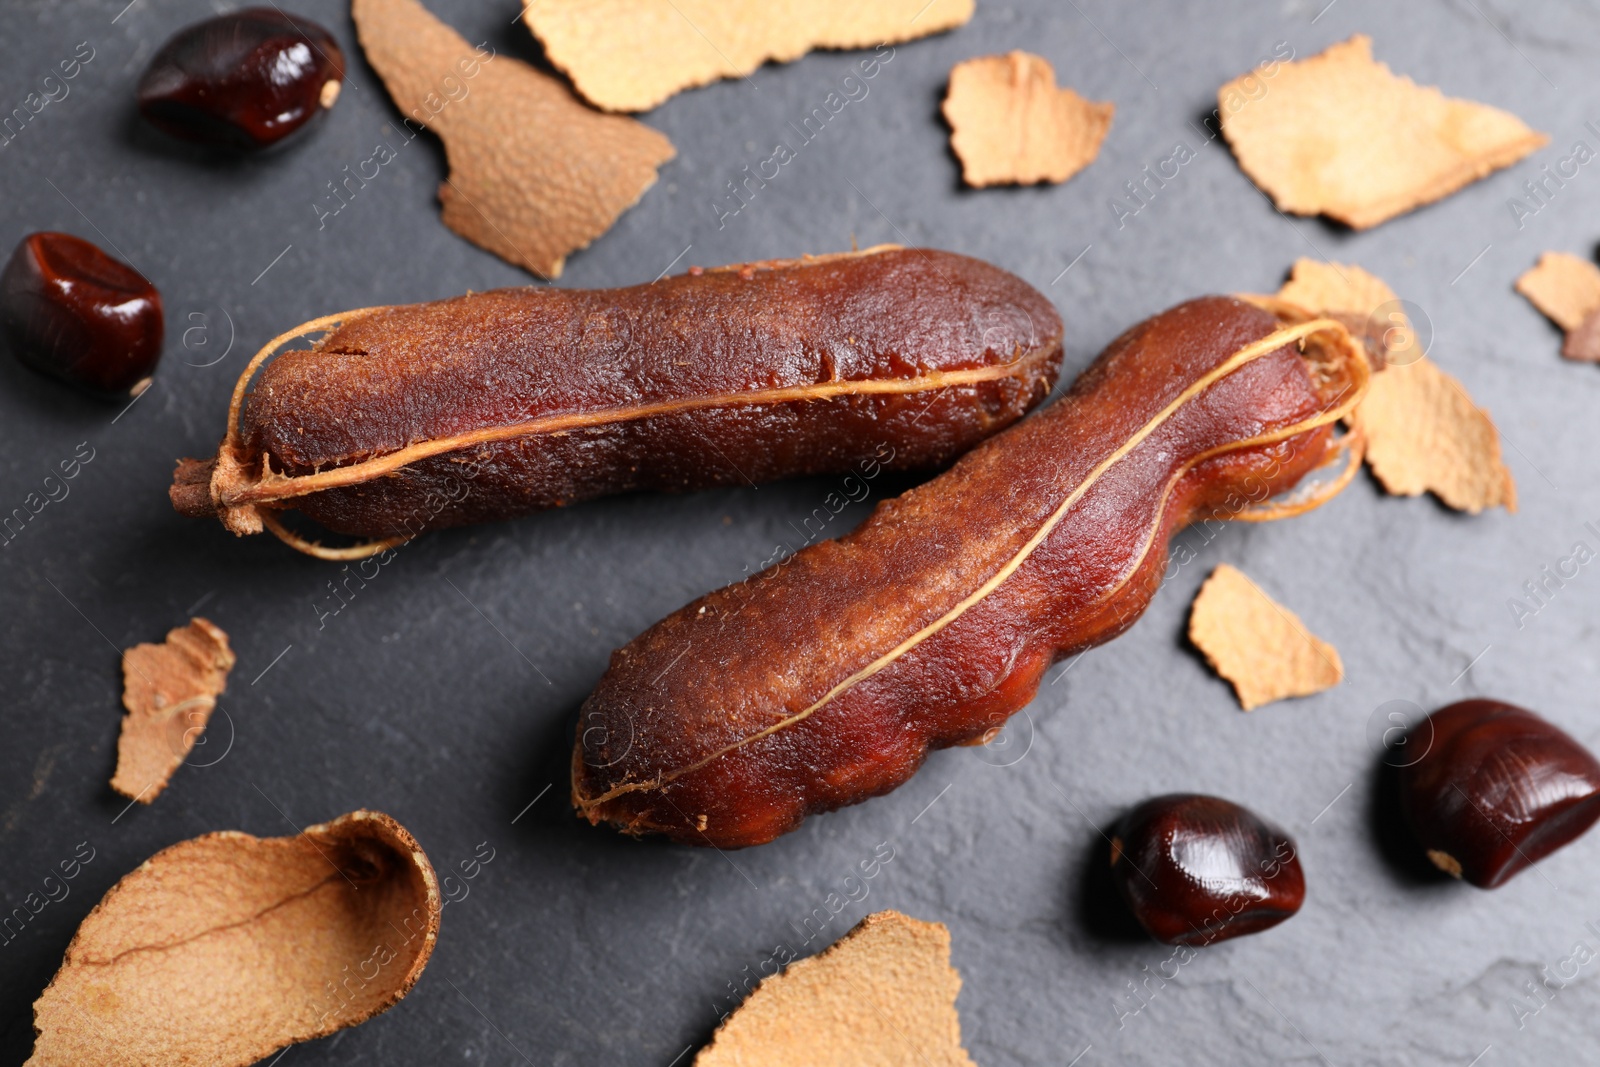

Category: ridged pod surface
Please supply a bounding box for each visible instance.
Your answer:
[171,248,1061,553]
[574,296,1368,847]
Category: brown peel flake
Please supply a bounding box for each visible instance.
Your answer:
[695,910,975,1067]
[1564,307,1600,363]
[525,0,975,113]
[1274,259,1516,513]
[1188,564,1342,712]
[942,51,1113,187]
[1516,253,1600,364]
[1353,354,1517,512]
[352,0,674,278]
[27,810,439,1067]
[1219,35,1547,230]
[1516,252,1600,332]
[112,617,234,804]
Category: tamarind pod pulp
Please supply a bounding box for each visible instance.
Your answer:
[169,247,1062,554]
[572,296,1370,848]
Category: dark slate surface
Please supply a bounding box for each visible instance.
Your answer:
[3,0,1599,1063]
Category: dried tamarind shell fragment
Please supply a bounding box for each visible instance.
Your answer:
[112,617,235,804]
[695,911,975,1066]
[353,0,674,277]
[27,810,439,1067]
[1187,564,1342,711]
[1517,252,1600,334]
[943,51,1113,187]
[524,0,974,113]
[170,247,1062,558]
[573,297,1370,848]
[1516,252,1600,361]
[1219,35,1546,230]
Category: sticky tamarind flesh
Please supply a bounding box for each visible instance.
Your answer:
[572,296,1369,848]
[169,247,1061,548]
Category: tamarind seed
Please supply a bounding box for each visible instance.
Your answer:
[137,8,345,150]
[1110,794,1305,946]
[1398,699,1600,888]
[1,232,163,397]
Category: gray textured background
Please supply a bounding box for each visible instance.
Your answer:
[3,0,1600,1064]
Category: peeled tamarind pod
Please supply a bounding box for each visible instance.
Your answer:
[573,296,1370,848]
[169,246,1061,558]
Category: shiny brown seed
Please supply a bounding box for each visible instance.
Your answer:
[1,232,163,396]
[137,8,344,150]
[1110,794,1305,946]
[1398,699,1600,888]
